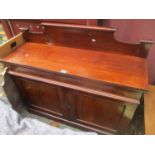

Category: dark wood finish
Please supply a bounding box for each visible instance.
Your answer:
[2,19,155,84]
[14,77,63,116]
[1,19,97,37]
[76,92,125,130]
[9,71,137,134]
[22,23,153,58]
[144,85,155,135]
[7,66,143,101]
[0,23,152,134]
[3,42,149,90]
[8,70,141,104]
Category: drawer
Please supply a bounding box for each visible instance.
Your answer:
[7,66,142,104]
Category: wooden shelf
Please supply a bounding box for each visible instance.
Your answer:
[3,42,148,91]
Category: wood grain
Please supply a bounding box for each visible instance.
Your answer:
[23,23,153,58]
[11,74,137,134]
[3,42,148,91]
[1,19,97,37]
[1,19,155,84]
[144,85,155,135]
[0,23,151,134]
[8,70,140,104]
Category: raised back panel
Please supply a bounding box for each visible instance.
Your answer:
[22,23,153,58]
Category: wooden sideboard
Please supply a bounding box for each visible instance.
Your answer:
[0,23,152,134]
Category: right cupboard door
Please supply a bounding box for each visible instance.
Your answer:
[74,91,136,134]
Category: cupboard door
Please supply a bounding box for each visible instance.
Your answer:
[13,77,63,117]
[75,92,130,132]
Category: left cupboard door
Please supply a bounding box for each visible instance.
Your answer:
[13,77,64,117]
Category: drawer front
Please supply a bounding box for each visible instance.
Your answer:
[8,66,143,103]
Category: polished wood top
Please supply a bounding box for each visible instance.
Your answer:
[3,42,148,91]
[3,43,148,90]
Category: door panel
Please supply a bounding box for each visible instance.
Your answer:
[14,77,63,116]
[75,92,126,130]
[11,75,136,133]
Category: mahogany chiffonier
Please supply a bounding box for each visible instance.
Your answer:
[0,23,152,134]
